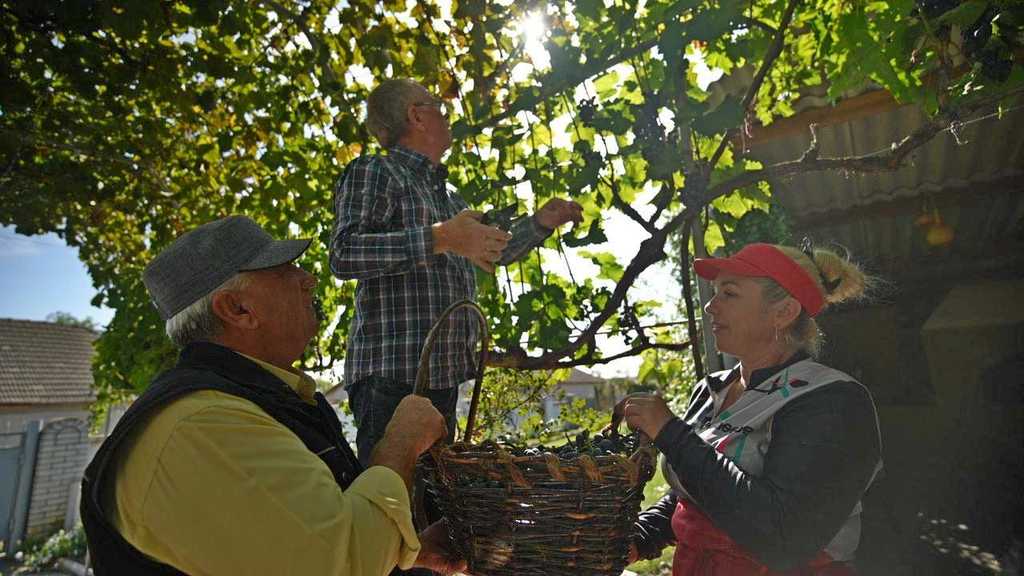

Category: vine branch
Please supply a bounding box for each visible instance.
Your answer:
[487,88,1023,370]
[488,340,691,369]
[707,0,802,170]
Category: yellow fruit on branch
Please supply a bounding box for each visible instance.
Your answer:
[926,221,955,247]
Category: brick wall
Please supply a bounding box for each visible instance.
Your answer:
[25,418,89,539]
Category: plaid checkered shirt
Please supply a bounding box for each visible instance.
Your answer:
[330,146,551,390]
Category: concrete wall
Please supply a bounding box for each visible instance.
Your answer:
[0,405,90,435]
[917,281,1024,545]
[816,279,1024,574]
[23,418,90,539]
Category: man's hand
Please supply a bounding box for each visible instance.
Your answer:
[387,395,447,455]
[611,393,676,440]
[369,395,446,489]
[534,198,583,230]
[413,520,467,575]
[433,210,511,273]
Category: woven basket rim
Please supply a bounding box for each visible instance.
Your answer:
[426,441,657,490]
[435,440,656,463]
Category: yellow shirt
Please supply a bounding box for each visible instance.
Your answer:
[105,353,420,575]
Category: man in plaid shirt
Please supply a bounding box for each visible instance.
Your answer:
[330,78,582,471]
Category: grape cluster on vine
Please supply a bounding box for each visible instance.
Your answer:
[966,6,1018,83]
[619,300,647,346]
[578,97,597,124]
[912,0,1019,84]
[980,47,1014,83]
[962,6,995,59]
[632,96,664,145]
[504,430,641,459]
[912,0,958,20]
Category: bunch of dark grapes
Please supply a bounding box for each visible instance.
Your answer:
[619,300,647,346]
[962,6,996,59]
[961,6,1017,83]
[633,98,663,145]
[980,47,1013,83]
[578,98,597,124]
[913,1,1017,84]
[913,0,958,20]
[488,429,642,459]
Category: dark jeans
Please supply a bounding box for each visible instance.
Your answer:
[347,376,459,576]
[347,375,459,466]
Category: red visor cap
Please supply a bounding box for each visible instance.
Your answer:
[693,243,826,317]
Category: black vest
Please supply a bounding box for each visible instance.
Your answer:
[80,342,363,575]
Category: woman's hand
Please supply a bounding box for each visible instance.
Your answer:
[612,393,676,440]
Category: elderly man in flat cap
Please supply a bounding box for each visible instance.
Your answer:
[80,216,463,576]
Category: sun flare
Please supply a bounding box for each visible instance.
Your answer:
[517,11,550,70]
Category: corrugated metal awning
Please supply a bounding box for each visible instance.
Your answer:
[745,97,1024,220]
[739,94,1024,279]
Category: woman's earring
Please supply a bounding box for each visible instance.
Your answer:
[774,327,780,343]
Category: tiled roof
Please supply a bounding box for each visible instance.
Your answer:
[0,318,98,405]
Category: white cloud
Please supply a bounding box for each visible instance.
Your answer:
[0,228,53,258]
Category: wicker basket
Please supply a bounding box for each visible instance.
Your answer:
[414,300,656,576]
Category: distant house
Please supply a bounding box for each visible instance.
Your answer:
[453,368,624,432]
[0,318,96,553]
[541,368,604,421]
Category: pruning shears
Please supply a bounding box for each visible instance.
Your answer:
[481,204,519,232]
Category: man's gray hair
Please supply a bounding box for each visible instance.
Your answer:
[366,78,427,148]
[165,273,250,347]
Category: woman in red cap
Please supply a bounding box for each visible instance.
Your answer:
[619,242,882,575]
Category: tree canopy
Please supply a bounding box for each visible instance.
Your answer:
[2,0,1021,400]
[46,310,99,331]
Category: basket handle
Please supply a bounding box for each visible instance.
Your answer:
[413,299,489,443]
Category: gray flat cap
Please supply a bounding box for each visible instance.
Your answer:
[143,216,311,320]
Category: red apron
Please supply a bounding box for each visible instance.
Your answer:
[670,499,856,576]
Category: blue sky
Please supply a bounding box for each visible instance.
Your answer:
[0,225,115,326]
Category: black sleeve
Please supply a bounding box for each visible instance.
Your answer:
[654,381,880,571]
[632,492,678,560]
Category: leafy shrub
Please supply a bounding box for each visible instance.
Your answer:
[20,525,87,570]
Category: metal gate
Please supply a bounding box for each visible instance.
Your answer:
[0,422,40,554]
